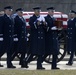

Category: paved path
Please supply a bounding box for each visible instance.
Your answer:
[0,61,76,70]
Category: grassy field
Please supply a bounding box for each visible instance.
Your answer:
[0,69,76,75]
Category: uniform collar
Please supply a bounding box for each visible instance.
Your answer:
[7,15,10,17]
[70,18,74,20]
[17,15,22,18]
[47,14,53,18]
[33,14,40,18]
[4,14,11,18]
[19,16,22,18]
[4,14,11,19]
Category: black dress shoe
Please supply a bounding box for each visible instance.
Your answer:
[19,62,21,65]
[21,65,29,68]
[52,67,60,70]
[19,61,23,65]
[21,60,29,68]
[0,64,3,67]
[37,67,45,70]
[7,66,16,68]
[66,63,72,66]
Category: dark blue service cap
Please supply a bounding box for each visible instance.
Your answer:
[16,8,24,12]
[47,7,55,10]
[4,6,12,10]
[70,10,76,14]
[33,6,41,10]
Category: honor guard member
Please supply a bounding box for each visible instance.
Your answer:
[14,8,27,68]
[44,7,60,69]
[66,10,76,66]
[0,6,16,68]
[25,7,46,69]
[0,11,4,67]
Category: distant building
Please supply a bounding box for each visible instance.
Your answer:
[0,0,76,14]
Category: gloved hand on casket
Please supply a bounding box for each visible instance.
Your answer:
[51,26,57,30]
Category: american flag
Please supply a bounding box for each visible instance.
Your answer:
[23,11,68,29]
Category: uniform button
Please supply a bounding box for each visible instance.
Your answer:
[9,35,11,37]
[56,38,57,40]
[22,36,23,38]
[53,32,54,34]
[9,25,11,27]
[38,32,40,33]
[41,37,43,39]
[71,28,72,29]
[67,36,68,38]
[69,37,71,39]
[58,34,61,36]
[9,30,11,32]
[53,38,54,39]
[22,31,24,33]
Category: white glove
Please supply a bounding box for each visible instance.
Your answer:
[27,38,29,41]
[14,38,18,41]
[37,16,45,22]
[27,33,30,37]
[0,38,3,41]
[51,26,57,30]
